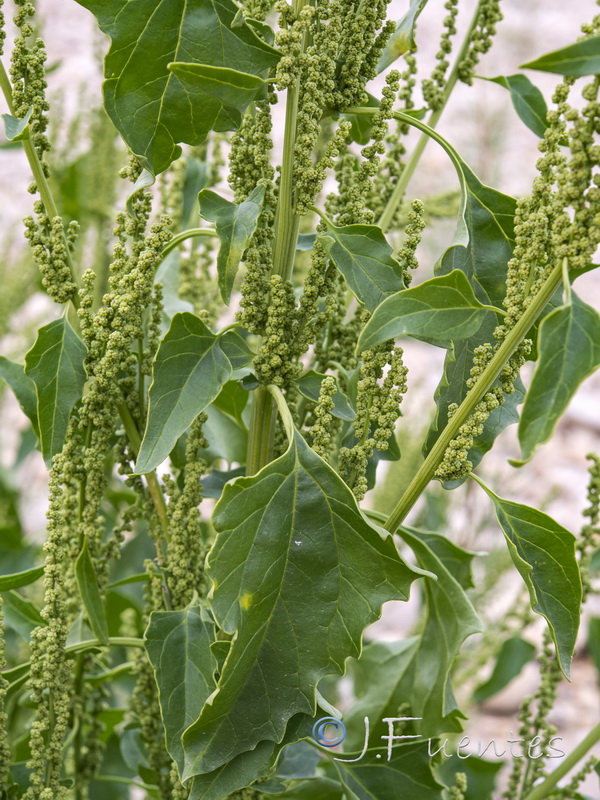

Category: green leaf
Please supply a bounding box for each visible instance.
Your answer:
[266,777,344,800]
[145,600,218,775]
[1,108,32,142]
[218,329,255,369]
[135,313,233,475]
[520,36,600,77]
[296,371,355,421]
[473,636,536,703]
[181,427,422,777]
[0,565,44,592]
[483,74,548,138]
[187,716,314,800]
[2,590,45,640]
[212,380,249,426]
[346,528,480,742]
[75,0,280,175]
[24,318,87,465]
[199,404,248,465]
[377,0,429,72]
[333,743,445,800]
[473,479,582,678]
[318,223,404,312]
[517,293,600,464]
[75,539,109,645]
[341,93,380,145]
[198,184,265,303]
[357,270,496,353]
[437,755,503,800]
[0,357,40,436]
[424,166,518,482]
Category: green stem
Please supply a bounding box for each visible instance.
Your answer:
[521,722,600,800]
[376,1,484,232]
[245,0,306,475]
[0,59,81,307]
[160,227,217,260]
[66,637,144,655]
[117,402,170,544]
[384,261,564,533]
[247,386,278,475]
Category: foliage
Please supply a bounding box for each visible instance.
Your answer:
[0,1,600,799]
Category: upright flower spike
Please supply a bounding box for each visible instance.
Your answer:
[25,440,81,800]
[457,0,504,85]
[421,0,459,111]
[337,70,401,225]
[0,0,6,56]
[9,0,50,163]
[254,274,300,386]
[436,60,600,484]
[339,342,408,499]
[397,199,425,286]
[309,375,337,457]
[579,453,600,600]
[23,205,78,304]
[163,413,209,608]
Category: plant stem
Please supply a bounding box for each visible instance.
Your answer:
[384,261,564,532]
[245,0,306,475]
[0,59,81,307]
[521,722,600,800]
[160,227,217,260]
[117,402,171,544]
[376,1,484,232]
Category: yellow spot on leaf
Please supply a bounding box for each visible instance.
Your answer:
[240,592,253,610]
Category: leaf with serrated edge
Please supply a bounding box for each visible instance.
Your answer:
[517,293,600,464]
[75,539,109,645]
[145,600,218,775]
[198,184,265,303]
[318,223,403,312]
[521,36,600,77]
[357,270,496,352]
[473,479,581,678]
[135,313,232,475]
[187,715,314,800]
[345,528,480,744]
[74,0,280,175]
[181,429,422,778]
[334,743,445,800]
[25,318,87,465]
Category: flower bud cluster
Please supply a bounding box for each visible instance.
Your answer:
[24,204,78,304]
[422,0,458,111]
[337,71,401,225]
[457,0,504,85]
[254,274,300,386]
[397,199,425,285]
[9,0,50,162]
[162,413,209,608]
[339,342,407,499]
[310,375,337,457]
